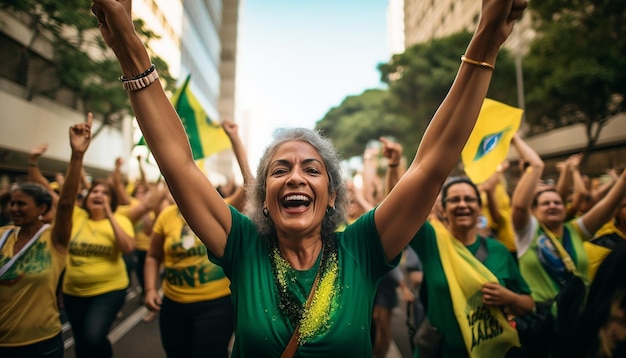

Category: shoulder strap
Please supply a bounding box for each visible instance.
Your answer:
[475,236,488,263]
[280,267,322,358]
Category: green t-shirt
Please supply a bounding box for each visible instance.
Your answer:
[410,221,530,358]
[210,206,399,357]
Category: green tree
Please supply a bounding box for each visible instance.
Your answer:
[316,31,519,163]
[523,0,626,149]
[0,0,175,137]
[380,31,518,125]
[315,89,414,159]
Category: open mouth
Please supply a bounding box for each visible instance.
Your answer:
[453,211,472,217]
[281,194,311,208]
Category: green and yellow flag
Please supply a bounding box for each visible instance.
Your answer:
[135,75,231,160]
[172,75,231,160]
[461,99,523,184]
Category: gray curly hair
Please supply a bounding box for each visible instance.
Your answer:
[245,128,347,237]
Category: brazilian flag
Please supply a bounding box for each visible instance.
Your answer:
[461,99,523,184]
[136,75,231,160]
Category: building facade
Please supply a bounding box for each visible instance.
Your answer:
[0,0,239,186]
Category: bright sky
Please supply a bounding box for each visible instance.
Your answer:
[235,0,391,171]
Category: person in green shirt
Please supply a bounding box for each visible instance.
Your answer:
[410,177,534,358]
[91,0,528,355]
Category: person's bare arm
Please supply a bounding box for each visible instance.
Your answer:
[102,194,135,254]
[482,282,534,316]
[28,143,49,186]
[112,157,132,206]
[510,133,544,231]
[221,119,253,212]
[580,169,626,235]
[52,114,92,252]
[136,154,147,185]
[554,159,571,205]
[590,168,618,203]
[92,0,234,257]
[144,230,165,311]
[374,0,528,261]
[380,136,405,195]
[123,182,168,223]
[362,144,381,206]
[568,153,589,215]
[480,169,502,225]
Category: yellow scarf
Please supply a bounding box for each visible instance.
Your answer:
[434,225,520,357]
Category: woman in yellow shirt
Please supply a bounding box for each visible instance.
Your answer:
[62,178,135,358]
[0,117,91,357]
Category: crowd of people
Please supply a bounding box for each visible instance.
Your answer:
[2,0,626,357]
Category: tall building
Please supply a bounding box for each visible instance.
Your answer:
[403,0,534,54]
[0,0,239,185]
[387,0,405,56]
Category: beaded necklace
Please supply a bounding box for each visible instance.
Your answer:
[270,234,339,343]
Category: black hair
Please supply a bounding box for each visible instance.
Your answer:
[531,188,563,208]
[12,182,53,214]
[441,176,482,208]
[81,179,119,215]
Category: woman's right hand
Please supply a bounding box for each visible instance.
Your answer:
[144,289,162,312]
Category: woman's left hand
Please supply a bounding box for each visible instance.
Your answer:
[481,282,515,307]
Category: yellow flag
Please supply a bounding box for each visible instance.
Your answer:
[462,99,523,184]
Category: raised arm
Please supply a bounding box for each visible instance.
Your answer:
[510,132,544,231]
[92,0,231,257]
[480,166,505,225]
[27,143,60,203]
[590,168,618,203]
[567,153,589,215]
[554,159,571,207]
[580,169,626,235]
[221,119,253,212]
[379,136,405,195]
[375,0,528,260]
[136,154,148,185]
[52,113,92,252]
[111,157,132,206]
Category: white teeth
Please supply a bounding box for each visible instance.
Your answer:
[284,194,309,202]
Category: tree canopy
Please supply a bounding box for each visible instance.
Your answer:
[523,0,626,148]
[315,89,413,159]
[316,31,519,162]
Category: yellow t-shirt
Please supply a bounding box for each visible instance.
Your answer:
[62,207,134,296]
[0,226,66,346]
[481,182,516,252]
[584,221,626,281]
[153,205,230,303]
